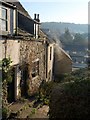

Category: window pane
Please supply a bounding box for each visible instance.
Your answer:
[50,47,52,60]
[2,8,7,20]
[1,20,7,31]
[32,60,39,78]
[0,7,1,18]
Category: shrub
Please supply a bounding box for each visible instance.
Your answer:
[49,79,90,119]
[2,107,9,119]
[36,81,55,105]
[2,57,12,83]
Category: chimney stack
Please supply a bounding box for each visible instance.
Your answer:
[37,14,39,20]
[34,14,36,20]
[34,13,40,22]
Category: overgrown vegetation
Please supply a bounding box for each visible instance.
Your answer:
[55,68,90,83]
[2,57,13,119]
[49,68,90,119]
[35,81,56,106]
[2,57,12,83]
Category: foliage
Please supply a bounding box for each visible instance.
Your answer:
[41,22,88,47]
[2,106,9,119]
[2,57,12,83]
[62,28,73,44]
[49,69,90,119]
[36,81,55,105]
[87,57,90,68]
[27,108,36,118]
[74,33,85,45]
[55,68,90,83]
[41,22,88,33]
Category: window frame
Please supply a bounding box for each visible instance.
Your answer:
[0,6,8,31]
[32,59,39,78]
[50,47,52,60]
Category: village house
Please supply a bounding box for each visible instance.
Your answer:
[0,0,72,105]
[0,0,54,103]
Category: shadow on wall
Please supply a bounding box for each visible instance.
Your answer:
[54,44,72,77]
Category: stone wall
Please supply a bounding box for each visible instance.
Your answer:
[20,39,46,95]
[1,37,52,99]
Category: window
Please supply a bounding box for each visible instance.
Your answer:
[50,47,52,60]
[32,60,39,78]
[0,8,8,31]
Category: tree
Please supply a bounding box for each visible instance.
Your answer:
[60,28,73,45]
[74,33,85,45]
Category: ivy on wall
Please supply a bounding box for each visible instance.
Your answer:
[2,57,12,83]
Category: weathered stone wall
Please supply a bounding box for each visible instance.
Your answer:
[1,38,47,99]
[20,39,46,95]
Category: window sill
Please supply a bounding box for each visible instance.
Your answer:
[0,30,8,36]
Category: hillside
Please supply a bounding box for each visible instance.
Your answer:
[41,22,88,48]
[41,22,88,33]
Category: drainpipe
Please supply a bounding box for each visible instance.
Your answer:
[4,39,7,58]
[15,8,18,35]
[46,41,49,80]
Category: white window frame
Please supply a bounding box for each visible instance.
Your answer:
[0,6,8,31]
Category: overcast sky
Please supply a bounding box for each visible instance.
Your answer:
[19,0,89,24]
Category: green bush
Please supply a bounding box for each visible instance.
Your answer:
[36,81,55,105]
[49,79,90,119]
[2,57,12,83]
[2,107,9,119]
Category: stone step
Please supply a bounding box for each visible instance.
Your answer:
[9,102,26,114]
[18,107,33,118]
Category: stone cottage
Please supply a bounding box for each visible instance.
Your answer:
[0,0,54,102]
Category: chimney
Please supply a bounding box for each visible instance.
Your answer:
[37,14,39,19]
[34,14,36,20]
[37,14,40,22]
[34,13,40,22]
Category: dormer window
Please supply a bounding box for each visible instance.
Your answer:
[0,7,8,31]
[0,3,17,35]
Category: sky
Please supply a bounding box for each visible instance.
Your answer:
[19,0,89,24]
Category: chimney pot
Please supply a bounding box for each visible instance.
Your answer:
[37,14,39,19]
[34,14,36,20]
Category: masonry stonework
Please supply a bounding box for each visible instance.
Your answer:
[20,40,46,95]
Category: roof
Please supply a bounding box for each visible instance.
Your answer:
[12,1,32,18]
[1,0,31,18]
[0,0,16,8]
[17,28,33,37]
[55,44,72,61]
[1,0,45,40]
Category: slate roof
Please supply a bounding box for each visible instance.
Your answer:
[1,0,49,41]
[2,0,31,18]
[12,1,31,18]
